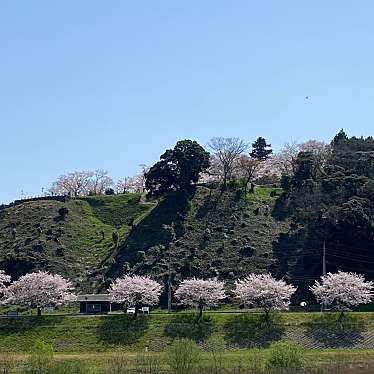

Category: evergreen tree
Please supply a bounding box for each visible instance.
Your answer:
[145,140,210,196]
[331,129,348,148]
[250,137,273,161]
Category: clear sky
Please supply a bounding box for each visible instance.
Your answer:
[1,1,374,203]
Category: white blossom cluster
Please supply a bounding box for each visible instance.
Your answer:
[310,271,374,311]
[5,271,76,310]
[108,275,162,307]
[0,268,372,317]
[0,270,11,301]
[233,274,297,314]
[174,278,226,309]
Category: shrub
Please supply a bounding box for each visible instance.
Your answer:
[50,361,89,374]
[106,351,129,374]
[167,338,200,374]
[165,314,213,342]
[266,341,305,369]
[135,353,162,374]
[105,188,115,195]
[0,353,16,374]
[58,207,69,219]
[112,231,120,246]
[27,339,54,374]
[205,335,225,374]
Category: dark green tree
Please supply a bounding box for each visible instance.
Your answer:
[290,151,319,189]
[250,137,273,161]
[273,131,374,303]
[331,129,348,148]
[145,140,210,196]
[105,188,115,195]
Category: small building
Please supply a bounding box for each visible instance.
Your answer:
[78,294,112,314]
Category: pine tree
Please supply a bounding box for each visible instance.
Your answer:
[250,137,273,161]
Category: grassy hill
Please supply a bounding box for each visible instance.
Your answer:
[1,311,374,353]
[105,185,288,287]
[0,184,288,293]
[0,194,156,292]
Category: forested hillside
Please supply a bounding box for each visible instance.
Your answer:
[0,185,287,296]
[1,131,374,302]
[272,130,374,300]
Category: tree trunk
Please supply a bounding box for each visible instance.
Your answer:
[244,176,252,195]
[197,305,203,323]
[222,170,228,191]
[264,309,270,324]
[133,307,138,319]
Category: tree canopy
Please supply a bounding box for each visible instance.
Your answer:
[145,140,210,196]
[175,278,226,321]
[273,130,374,301]
[310,271,373,319]
[234,273,296,318]
[250,137,273,161]
[4,271,76,315]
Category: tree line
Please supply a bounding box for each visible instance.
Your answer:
[0,269,372,322]
[272,130,374,297]
[48,136,328,198]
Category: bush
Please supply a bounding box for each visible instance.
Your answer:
[50,361,89,374]
[165,314,213,342]
[27,339,54,374]
[135,353,162,374]
[106,351,129,374]
[58,207,69,219]
[205,335,225,374]
[167,338,200,374]
[0,353,16,374]
[266,341,305,369]
[105,188,115,195]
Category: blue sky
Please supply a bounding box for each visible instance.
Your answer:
[1,1,374,203]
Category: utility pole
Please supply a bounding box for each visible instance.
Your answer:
[165,222,176,313]
[321,239,326,312]
[167,248,172,313]
[322,239,326,277]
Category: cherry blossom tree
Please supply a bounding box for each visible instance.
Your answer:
[108,275,162,316]
[310,271,374,320]
[276,141,301,175]
[87,169,114,195]
[0,270,11,303]
[5,271,76,316]
[116,165,149,194]
[208,137,248,190]
[234,274,296,320]
[116,175,144,193]
[275,140,329,176]
[235,155,261,194]
[253,155,282,184]
[199,155,223,184]
[175,278,226,321]
[49,170,93,197]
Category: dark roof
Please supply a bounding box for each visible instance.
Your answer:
[77,294,111,302]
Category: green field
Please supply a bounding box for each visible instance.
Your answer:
[1,311,374,373]
[1,311,374,353]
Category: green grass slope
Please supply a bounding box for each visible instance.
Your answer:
[0,194,156,291]
[0,312,374,353]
